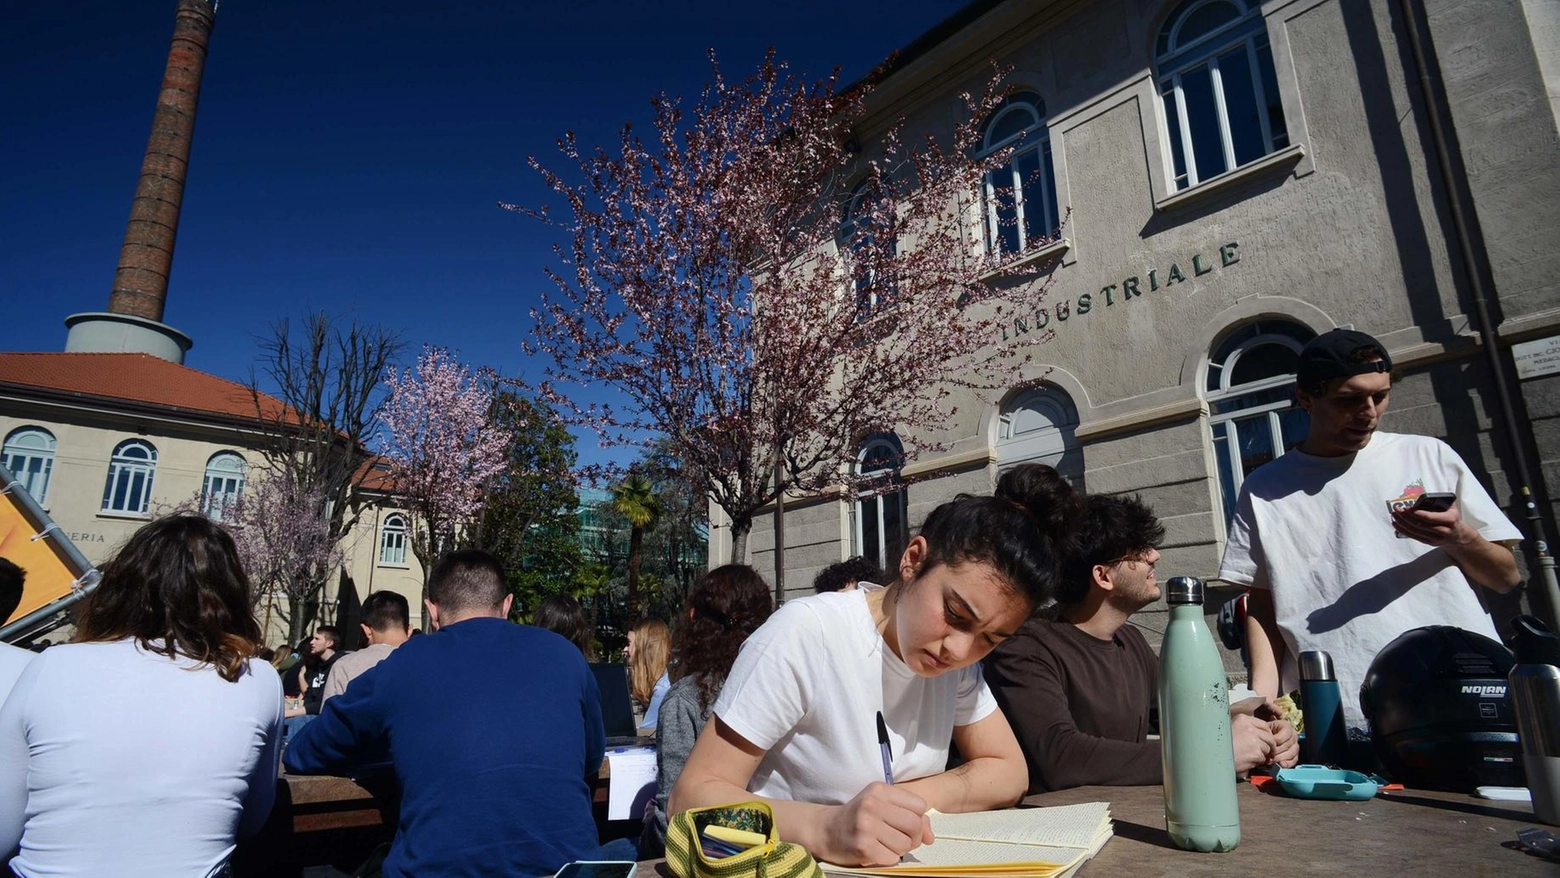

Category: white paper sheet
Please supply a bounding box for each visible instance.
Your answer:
[606,746,658,821]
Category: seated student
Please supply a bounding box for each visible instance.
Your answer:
[812,556,885,593]
[322,590,411,704]
[671,465,1075,868]
[0,515,281,877]
[284,550,630,878]
[627,618,671,734]
[984,494,1299,794]
[641,564,776,857]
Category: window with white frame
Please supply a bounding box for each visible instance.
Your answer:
[1205,320,1316,525]
[380,513,409,566]
[852,434,908,572]
[978,91,1059,259]
[101,439,158,516]
[839,177,895,315]
[1156,0,1289,191]
[2,426,57,506]
[201,451,248,522]
[996,385,1084,485]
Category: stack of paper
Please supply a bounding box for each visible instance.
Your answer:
[823,802,1112,878]
[605,746,658,820]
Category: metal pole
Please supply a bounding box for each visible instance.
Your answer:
[773,450,786,607]
[1398,0,1560,631]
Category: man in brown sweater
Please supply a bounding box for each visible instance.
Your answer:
[984,494,1298,793]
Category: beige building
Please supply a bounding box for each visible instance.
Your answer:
[721,0,1560,651]
[0,351,426,645]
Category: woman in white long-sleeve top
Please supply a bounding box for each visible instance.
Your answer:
[0,514,283,878]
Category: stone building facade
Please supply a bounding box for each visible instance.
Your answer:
[714,0,1560,648]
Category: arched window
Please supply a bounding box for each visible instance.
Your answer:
[840,177,894,315]
[2,426,57,505]
[996,385,1083,485]
[978,91,1059,259]
[380,513,409,566]
[202,451,248,522]
[101,439,158,515]
[852,434,908,571]
[1156,0,1289,190]
[1205,320,1316,523]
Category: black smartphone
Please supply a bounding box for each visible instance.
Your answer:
[1411,492,1457,513]
[554,862,637,878]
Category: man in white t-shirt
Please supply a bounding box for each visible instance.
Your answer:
[1218,329,1522,729]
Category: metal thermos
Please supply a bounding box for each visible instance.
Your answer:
[1298,650,1348,766]
[1159,577,1241,852]
[1510,615,1560,826]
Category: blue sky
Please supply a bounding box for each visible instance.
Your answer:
[1,0,968,467]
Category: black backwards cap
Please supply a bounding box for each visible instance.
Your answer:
[1296,328,1392,386]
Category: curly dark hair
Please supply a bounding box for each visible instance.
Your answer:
[75,514,263,683]
[1055,493,1166,606]
[672,564,775,711]
[813,556,885,593]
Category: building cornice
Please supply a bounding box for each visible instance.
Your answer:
[0,386,279,441]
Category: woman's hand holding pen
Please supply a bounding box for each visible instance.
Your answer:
[819,782,936,867]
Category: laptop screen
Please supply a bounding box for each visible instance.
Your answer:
[590,662,637,739]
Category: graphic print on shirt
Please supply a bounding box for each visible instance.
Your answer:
[1385,479,1428,538]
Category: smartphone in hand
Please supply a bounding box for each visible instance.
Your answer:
[1411,492,1456,513]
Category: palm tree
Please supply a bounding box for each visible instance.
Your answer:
[611,473,661,620]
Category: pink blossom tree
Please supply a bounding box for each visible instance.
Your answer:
[520,53,1062,563]
[230,470,343,645]
[160,468,342,645]
[379,347,511,590]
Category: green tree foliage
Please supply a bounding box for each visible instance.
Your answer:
[475,391,587,616]
[578,445,709,646]
[610,472,661,620]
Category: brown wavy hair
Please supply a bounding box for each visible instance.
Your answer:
[671,565,775,711]
[534,594,596,661]
[75,514,263,683]
[628,618,671,707]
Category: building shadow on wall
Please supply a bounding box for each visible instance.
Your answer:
[1346,0,1538,634]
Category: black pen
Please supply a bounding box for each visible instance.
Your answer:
[876,711,894,785]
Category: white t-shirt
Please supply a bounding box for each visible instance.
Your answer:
[0,639,284,877]
[713,586,998,805]
[0,643,33,706]
[1217,432,1522,728]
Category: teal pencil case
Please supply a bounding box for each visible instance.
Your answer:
[1273,764,1386,801]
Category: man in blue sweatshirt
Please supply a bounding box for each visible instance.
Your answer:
[285,550,616,877]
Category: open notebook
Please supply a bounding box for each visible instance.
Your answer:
[822,802,1112,878]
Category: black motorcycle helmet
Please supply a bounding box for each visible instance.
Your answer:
[1359,625,1522,790]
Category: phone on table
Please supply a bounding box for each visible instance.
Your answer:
[1411,492,1457,513]
[554,862,637,878]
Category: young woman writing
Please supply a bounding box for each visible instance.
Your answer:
[670,464,1079,867]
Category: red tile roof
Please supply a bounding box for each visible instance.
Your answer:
[0,352,293,425]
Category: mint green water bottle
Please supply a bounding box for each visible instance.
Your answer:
[1159,576,1240,852]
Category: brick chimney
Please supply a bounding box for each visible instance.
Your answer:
[65,0,215,364]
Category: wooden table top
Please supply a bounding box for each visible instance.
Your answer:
[1020,782,1549,877]
[631,783,1550,877]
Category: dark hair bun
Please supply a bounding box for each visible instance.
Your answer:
[995,464,1082,541]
